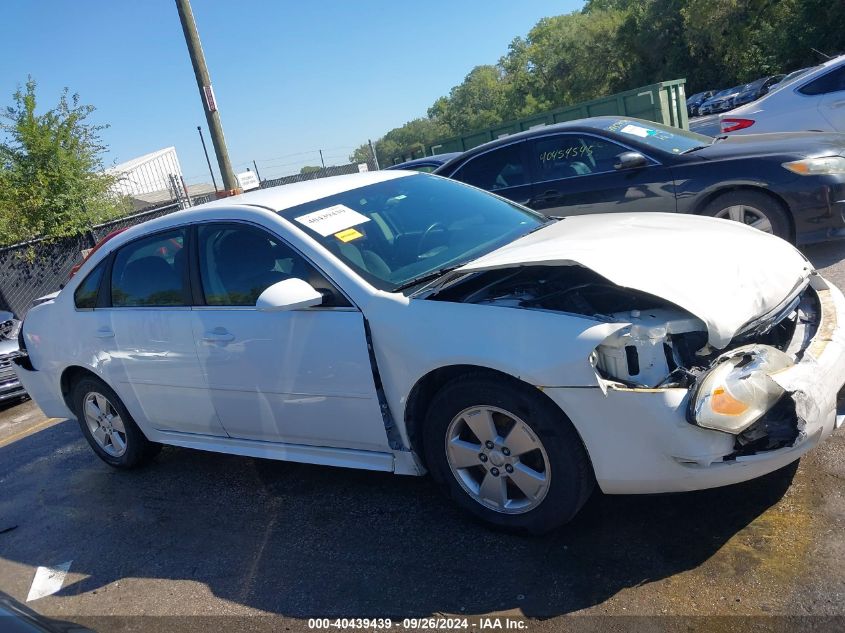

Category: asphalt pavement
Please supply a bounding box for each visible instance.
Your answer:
[2,240,845,631]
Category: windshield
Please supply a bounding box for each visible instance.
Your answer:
[281,174,547,292]
[602,118,712,154]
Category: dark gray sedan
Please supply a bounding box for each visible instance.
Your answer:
[433,117,845,244]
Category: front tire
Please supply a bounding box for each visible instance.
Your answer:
[71,376,160,468]
[422,374,594,534]
[701,190,791,241]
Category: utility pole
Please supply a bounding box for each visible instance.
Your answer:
[252,160,262,182]
[368,139,380,170]
[319,150,325,169]
[197,126,218,192]
[175,0,240,195]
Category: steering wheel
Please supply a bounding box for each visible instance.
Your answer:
[418,222,447,257]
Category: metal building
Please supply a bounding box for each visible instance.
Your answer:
[107,147,184,197]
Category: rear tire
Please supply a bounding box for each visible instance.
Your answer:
[71,376,160,469]
[701,190,791,241]
[422,373,594,534]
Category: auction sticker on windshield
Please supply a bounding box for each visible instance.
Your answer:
[620,124,652,138]
[295,204,371,237]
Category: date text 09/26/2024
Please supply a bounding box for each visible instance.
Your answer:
[307,617,528,630]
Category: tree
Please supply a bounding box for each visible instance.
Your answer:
[299,165,323,174]
[0,78,128,245]
[516,10,629,107]
[352,0,845,167]
[349,144,373,166]
[437,65,509,133]
[349,117,450,166]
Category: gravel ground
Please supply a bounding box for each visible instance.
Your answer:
[1,240,844,632]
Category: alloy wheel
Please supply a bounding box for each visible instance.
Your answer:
[444,406,550,514]
[715,204,773,233]
[83,391,128,457]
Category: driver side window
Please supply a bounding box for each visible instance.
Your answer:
[534,135,627,181]
[197,223,348,307]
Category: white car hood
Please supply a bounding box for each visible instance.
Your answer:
[458,213,813,349]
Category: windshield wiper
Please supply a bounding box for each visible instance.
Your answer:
[394,265,463,293]
[681,145,709,154]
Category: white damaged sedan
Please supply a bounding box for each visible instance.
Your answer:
[14,171,845,533]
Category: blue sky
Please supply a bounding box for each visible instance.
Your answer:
[1,0,583,185]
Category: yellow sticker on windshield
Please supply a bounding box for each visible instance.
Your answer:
[335,228,363,242]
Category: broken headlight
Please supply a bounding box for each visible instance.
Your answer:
[0,318,21,341]
[689,345,793,434]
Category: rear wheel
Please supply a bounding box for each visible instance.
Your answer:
[422,374,594,534]
[701,190,791,241]
[71,376,160,468]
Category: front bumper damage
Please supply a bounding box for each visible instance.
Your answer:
[544,274,845,495]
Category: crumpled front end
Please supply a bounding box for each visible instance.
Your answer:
[544,274,845,494]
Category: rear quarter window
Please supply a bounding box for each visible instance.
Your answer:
[74,259,107,309]
[798,67,845,96]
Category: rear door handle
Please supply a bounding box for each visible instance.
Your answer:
[533,189,562,204]
[95,327,114,339]
[202,328,235,343]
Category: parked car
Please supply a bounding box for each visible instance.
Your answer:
[731,74,785,108]
[14,172,845,533]
[721,55,845,134]
[385,152,463,173]
[777,67,811,86]
[699,86,742,115]
[0,311,26,403]
[433,116,845,243]
[686,90,715,117]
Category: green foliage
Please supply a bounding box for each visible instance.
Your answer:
[299,165,323,174]
[439,65,508,133]
[0,78,129,246]
[351,117,450,166]
[352,0,845,165]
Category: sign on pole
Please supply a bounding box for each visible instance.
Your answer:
[236,170,260,191]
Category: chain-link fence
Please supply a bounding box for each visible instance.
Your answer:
[0,203,181,318]
[260,163,368,189]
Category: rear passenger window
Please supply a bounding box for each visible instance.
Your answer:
[111,229,188,307]
[454,143,527,191]
[74,260,107,309]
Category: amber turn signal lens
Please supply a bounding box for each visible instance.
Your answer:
[710,386,749,416]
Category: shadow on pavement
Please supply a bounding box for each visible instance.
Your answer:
[0,422,797,618]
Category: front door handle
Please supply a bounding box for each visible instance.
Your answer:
[95,327,114,339]
[202,328,235,343]
[533,189,562,204]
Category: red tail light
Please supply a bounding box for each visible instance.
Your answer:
[721,118,755,133]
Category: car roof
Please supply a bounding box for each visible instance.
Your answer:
[73,170,417,268]
[434,116,649,172]
[197,170,414,212]
[385,152,463,170]
[748,54,845,101]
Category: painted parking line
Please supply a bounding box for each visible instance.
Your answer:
[26,561,73,602]
[0,418,63,448]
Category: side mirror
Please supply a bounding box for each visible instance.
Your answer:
[256,278,323,312]
[614,151,648,170]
